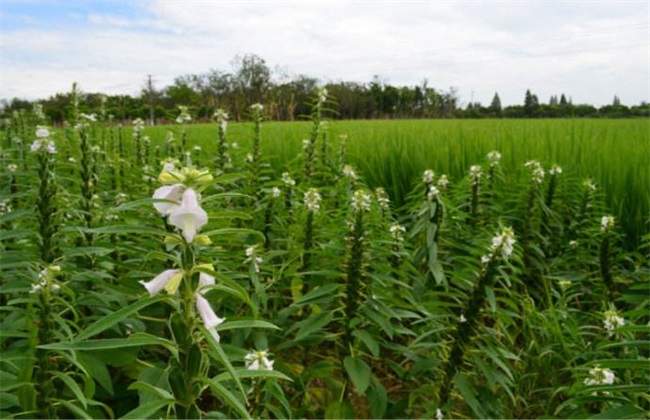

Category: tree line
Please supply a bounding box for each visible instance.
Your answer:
[2,54,648,123]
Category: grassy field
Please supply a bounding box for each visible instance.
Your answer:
[1,108,648,419]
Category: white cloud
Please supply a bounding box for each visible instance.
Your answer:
[0,0,647,106]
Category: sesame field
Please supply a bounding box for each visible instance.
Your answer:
[1,96,649,419]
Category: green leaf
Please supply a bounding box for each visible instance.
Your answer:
[209,210,252,220]
[212,368,292,382]
[211,272,253,307]
[579,384,650,394]
[587,359,650,370]
[202,228,265,244]
[216,319,279,332]
[205,379,251,419]
[40,335,178,359]
[352,330,380,357]
[597,340,650,350]
[120,398,173,419]
[202,328,247,401]
[292,312,333,341]
[57,399,93,419]
[485,286,497,312]
[0,229,33,241]
[54,372,88,409]
[0,392,19,410]
[61,247,115,258]
[454,373,486,419]
[368,378,387,419]
[325,400,354,419]
[361,306,394,339]
[589,404,647,419]
[0,330,29,339]
[86,224,164,236]
[344,356,371,395]
[292,284,340,306]
[75,295,166,341]
[128,381,174,400]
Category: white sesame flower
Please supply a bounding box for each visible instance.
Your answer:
[584,366,615,386]
[162,159,177,173]
[569,240,579,249]
[153,184,184,216]
[481,254,492,265]
[33,103,45,120]
[245,153,253,163]
[271,187,281,199]
[0,201,11,215]
[549,165,563,176]
[437,174,449,190]
[132,118,145,133]
[583,179,597,191]
[304,188,322,213]
[166,131,175,143]
[29,265,61,294]
[490,226,516,260]
[196,293,225,342]
[422,169,435,184]
[230,142,238,149]
[250,103,264,112]
[245,350,274,371]
[435,408,444,420]
[168,188,208,243]
[389,224,406,241]
[601,215,615,232]
[351,190,372,213]
[302,139,311,151]
[214,108,229,132]
[80,113,97,122]
[105,214,119,222]
[469,165,483,184]
[603,308,625,336]
[30,139,57,154]
[459,314,467,323]
[68,157,76,163]
[139,269,183,296]
[245,245,264,273]
[427,185,440,201]
[342,164,358,180]
[281,172,296,187]
[317,87,328,104]
[375,188,390,212]
[36,127,50,138]
[192,145,202,152]
[558,280,572,291]
[525,161,545,185]
[7,164,17,173]
[487,151,501,167]
[198,272,216,292]
[176,106,192,124]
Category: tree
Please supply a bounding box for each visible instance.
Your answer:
[490,92,502,116]
[232,54,271,119]
[524,89,539,117]
[612,95,621,106]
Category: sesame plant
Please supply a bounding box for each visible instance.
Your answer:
[0,89,648,419]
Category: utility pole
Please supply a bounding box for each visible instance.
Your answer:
[146,74,155,126]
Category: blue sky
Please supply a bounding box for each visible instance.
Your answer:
[1,0,648,106]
